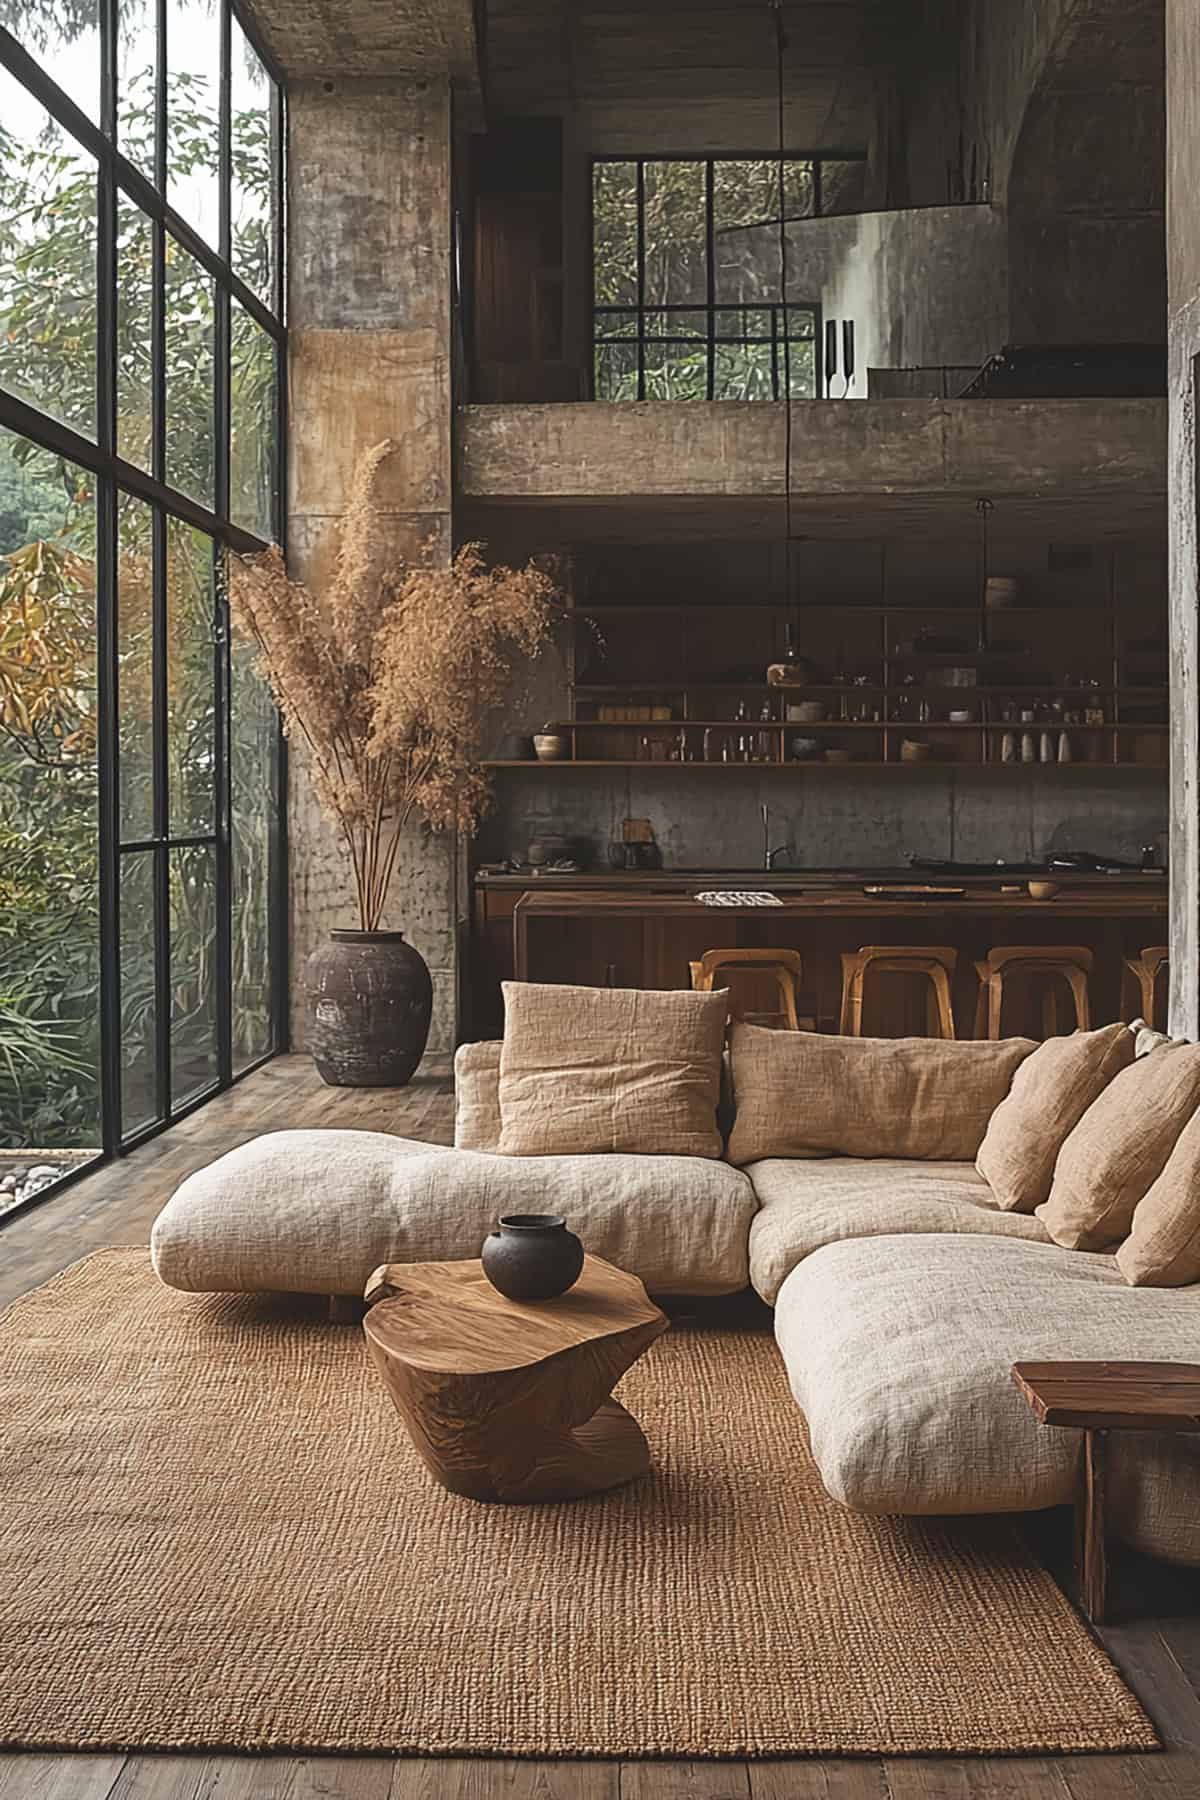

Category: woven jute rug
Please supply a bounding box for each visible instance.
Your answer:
[0,1249,1156,1759]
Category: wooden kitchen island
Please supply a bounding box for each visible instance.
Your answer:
[471,872,1167,1041]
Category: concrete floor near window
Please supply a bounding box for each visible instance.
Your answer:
[2,1055,1200,1800]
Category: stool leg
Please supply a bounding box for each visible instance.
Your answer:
[987,973,1003,1041]
[973,973,987,1040]
[929,966,956,1040]
[849,971,866,1036]
[1076,1429,1108,1624]
[1066,967,1090,1031]
[839,958,855,1035]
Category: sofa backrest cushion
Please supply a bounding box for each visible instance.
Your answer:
[1117,1106,1200,1287]
[496,981,728,1159]
[725,1023,1035,1165]
[1037,1043,1200,1251]
[975,1023,1135,1213]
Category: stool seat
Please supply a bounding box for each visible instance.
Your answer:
[973,945,1092,1040]
[690,947,804,1030]
[838,945,957,1040]
[1122,945,1169,1033]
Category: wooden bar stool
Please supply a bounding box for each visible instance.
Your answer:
[838,946,958,1040]
[972,945,1093,1040]
[1122,945,1169,1032]
[689,948,803,1030]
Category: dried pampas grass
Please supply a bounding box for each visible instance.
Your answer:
[229,441,557,930]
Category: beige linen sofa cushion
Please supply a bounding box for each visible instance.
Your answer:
[1117,1107,1200,1287]
[1036,1044,1200,1251]
[497,981,727,1159]
[775,1231,1200,1564]
[454,1039,502,1149]
[726,1022,1034,1166]
[150,1128,757,1298]
[746,1156,1049,1304]
[975,1023,1135,1213]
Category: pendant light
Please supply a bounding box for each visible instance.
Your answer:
[976,495,994,653]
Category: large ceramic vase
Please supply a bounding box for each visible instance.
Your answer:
[305,929,432,1088]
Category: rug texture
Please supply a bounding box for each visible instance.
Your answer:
[0,1249,1157,1758]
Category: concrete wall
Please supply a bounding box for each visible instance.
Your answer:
[287,77,458,1052]
[1167,0,1200,1036]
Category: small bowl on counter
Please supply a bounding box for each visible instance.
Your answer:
[1027,879,1062,901]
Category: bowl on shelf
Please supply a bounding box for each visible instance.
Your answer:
[948,709,974,723]
[533,733,569,762]
[790,736,821,761]
[1027,879,1062,902]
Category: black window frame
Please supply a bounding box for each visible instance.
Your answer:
[0,0,288,1221]
[590,151,866,401]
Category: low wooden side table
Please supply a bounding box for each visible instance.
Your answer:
[1012,1360,1200,1623]
[363,1253,668,1503]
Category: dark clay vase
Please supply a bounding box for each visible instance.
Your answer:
[305,929,433,1088]
[481,1215,585,1302]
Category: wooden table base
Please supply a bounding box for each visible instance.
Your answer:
[1076,1429,1108,1624]
[363,1256,668,1503]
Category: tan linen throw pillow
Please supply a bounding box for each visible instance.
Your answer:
[725,1022,1035,1166]
[1118,1108,1200,1287]
[1037,1043,1200,1251]
[497,981,728,1158]
[975,1023,1135,1213]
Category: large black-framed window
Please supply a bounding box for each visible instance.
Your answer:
[0,0,286,1224]
[591,153,866,401]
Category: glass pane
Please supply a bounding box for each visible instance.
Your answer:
[820,158,866,217]
[594,341,638,401]
[117,0,158,181]
[785,304,818,340]
[116,197,154,470]
[713,158,811,305]
[170,841,218,1105]
[643,340,707,401]
[166,518,215,835]
[231,17,276,305]
[0,68,97,439]
[714,341,776,401]
[787,336,817,399]
[643,160,705,307]
[0,0,101,123]
[116,494,156,841]
[644,309,705,339]
[231,303,278,539]
[592,162,637,307]
[231,630,277,1072]
[594,311,637,341]
[119,849,159,1137]
[0,429,101,1194]
[164,232,215,506]
[715,306,771,339]
[166,0,221,247]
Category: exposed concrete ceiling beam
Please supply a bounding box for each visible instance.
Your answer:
[239,0,481,89]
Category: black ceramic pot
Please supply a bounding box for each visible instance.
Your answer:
[481,1215,585,1302]
[304,929,433,1088]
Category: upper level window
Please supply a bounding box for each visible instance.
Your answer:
[592,155,865,400]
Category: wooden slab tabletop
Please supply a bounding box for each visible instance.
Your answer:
[363,1255,667,1375]
[1012,1361,1200,1432]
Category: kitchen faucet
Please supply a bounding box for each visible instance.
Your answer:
[762,803,795,872]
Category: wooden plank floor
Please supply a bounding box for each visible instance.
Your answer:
[3,1054,1200,1800]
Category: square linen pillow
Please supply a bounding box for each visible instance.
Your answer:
[1118,1107,1200,1287]
[1036,1043,1200,1251]
[975,1023,1135,1213]
[725,1022,1035,1166]
[497,981,728,1158]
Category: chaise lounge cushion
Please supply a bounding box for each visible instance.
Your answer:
[746,1157,1050,1304]
[150,1128,758,1298]
[775,1232,1200,1564]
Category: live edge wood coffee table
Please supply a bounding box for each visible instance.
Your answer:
[1013,1360,1200,1623]
[363,1254,668,1503]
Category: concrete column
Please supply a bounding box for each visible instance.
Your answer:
[286,77,457,1051]
[1167,0,1200,1037]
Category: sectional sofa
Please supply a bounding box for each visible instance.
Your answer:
[151,1005,1200,1568]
